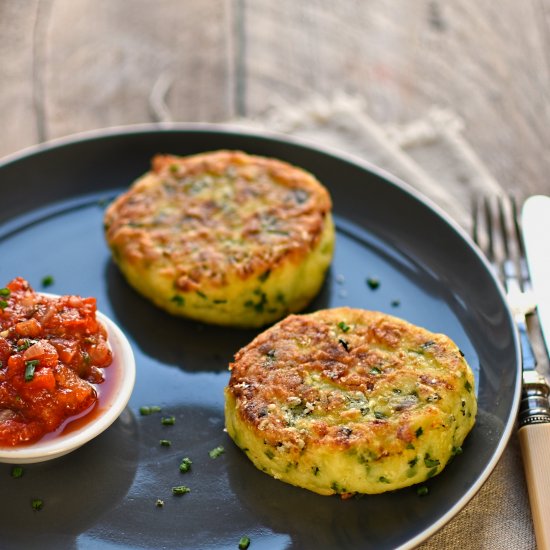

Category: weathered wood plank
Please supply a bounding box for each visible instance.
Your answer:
[0,0,41,158]
[241,0,550,196]
[39,0,233,142]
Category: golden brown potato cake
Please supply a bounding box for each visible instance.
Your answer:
[225,307,477,496]
[104,150,334,327]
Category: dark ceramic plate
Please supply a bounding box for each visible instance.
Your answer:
[0,124,520,549]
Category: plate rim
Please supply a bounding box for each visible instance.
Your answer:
[0,122,522,548]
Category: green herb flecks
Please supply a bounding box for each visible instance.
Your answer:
[159,439,172,447]
[415,427,424,438]
[0,288,10,297]
[31,499,43,511]
[258,269,271,282]
[464,380,472,393]
[171,295,185,306]
[337,321,351,333]
[161,416,176,426]
[179,457,192,473]
[451,446,463,457]
[0,300,8,310]
[24,360,39,382]
[424,454,440,469]
[209,445,225,459]
[416,485,429,496]
[140,405,162,416]
[41,275,54,288]
[11,466,23,478]
[17,339,34,352]
[244,289,268,313]
[366,277,380,290]
[238,536,251,549]
[171,485,191,496]
[155,498,165,507]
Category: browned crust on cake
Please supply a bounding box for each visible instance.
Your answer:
[227,307,473,457]
[104,150,332,293]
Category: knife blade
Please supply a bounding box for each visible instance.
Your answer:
[522,195,550,357]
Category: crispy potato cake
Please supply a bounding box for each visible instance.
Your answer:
[225,307,477,496]
[104,150,334,328]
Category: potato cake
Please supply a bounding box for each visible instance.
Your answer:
[104,150,334,328]
[225,307,477,496]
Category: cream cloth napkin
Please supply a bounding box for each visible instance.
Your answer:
[153,92,535,548]
[236,95,535,550]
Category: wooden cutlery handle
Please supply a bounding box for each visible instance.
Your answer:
[518,422,550,550]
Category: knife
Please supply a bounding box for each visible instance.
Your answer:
[519,194,550,550]
[522,195,550,356]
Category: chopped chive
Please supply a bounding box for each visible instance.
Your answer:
[424,454,440,468]
[161,416,176,426]
[0,300,8,310]
[366,277,380,290]
[179,457,192,473]
[25,360,39,382]
[370,366,381,375]
[196,290,208,299]
[209,445,225,459]
[41,275,54,288]
[11,466,23,478]
[391,299,401,307]
[0,288,10,297]
[17,339,33,352]
[31,499,43,511]
[172,485,191,496]
[415,427,423,438]
[171,295,185,306]
[258,270,271,282]
[416,486,429,496]
[464,380,472,392]
[155,498,164,507]
[159,439,172,447]
[337,321,350,333]
[238,536,251,549]
[140,405,162,415]
[451,446,463,456]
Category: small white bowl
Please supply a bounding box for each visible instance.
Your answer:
[0,310,136,464]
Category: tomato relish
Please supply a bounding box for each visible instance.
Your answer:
[0,277,112,446]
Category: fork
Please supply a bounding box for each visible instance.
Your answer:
[472,196,538,380]
[473,194,550,550]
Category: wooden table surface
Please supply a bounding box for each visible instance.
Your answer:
[2,2,549,549]
[2,0,550,201]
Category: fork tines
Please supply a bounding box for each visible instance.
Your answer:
[472,194,529,294]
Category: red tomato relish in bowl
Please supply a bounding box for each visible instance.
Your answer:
[0,277,113,447]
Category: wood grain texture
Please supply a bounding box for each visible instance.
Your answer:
[242,0,550,196]
[35,0,233,142]
[2,0,550,199]
[0,0,41,156]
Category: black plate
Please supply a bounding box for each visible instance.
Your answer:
[0,124,520,549]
